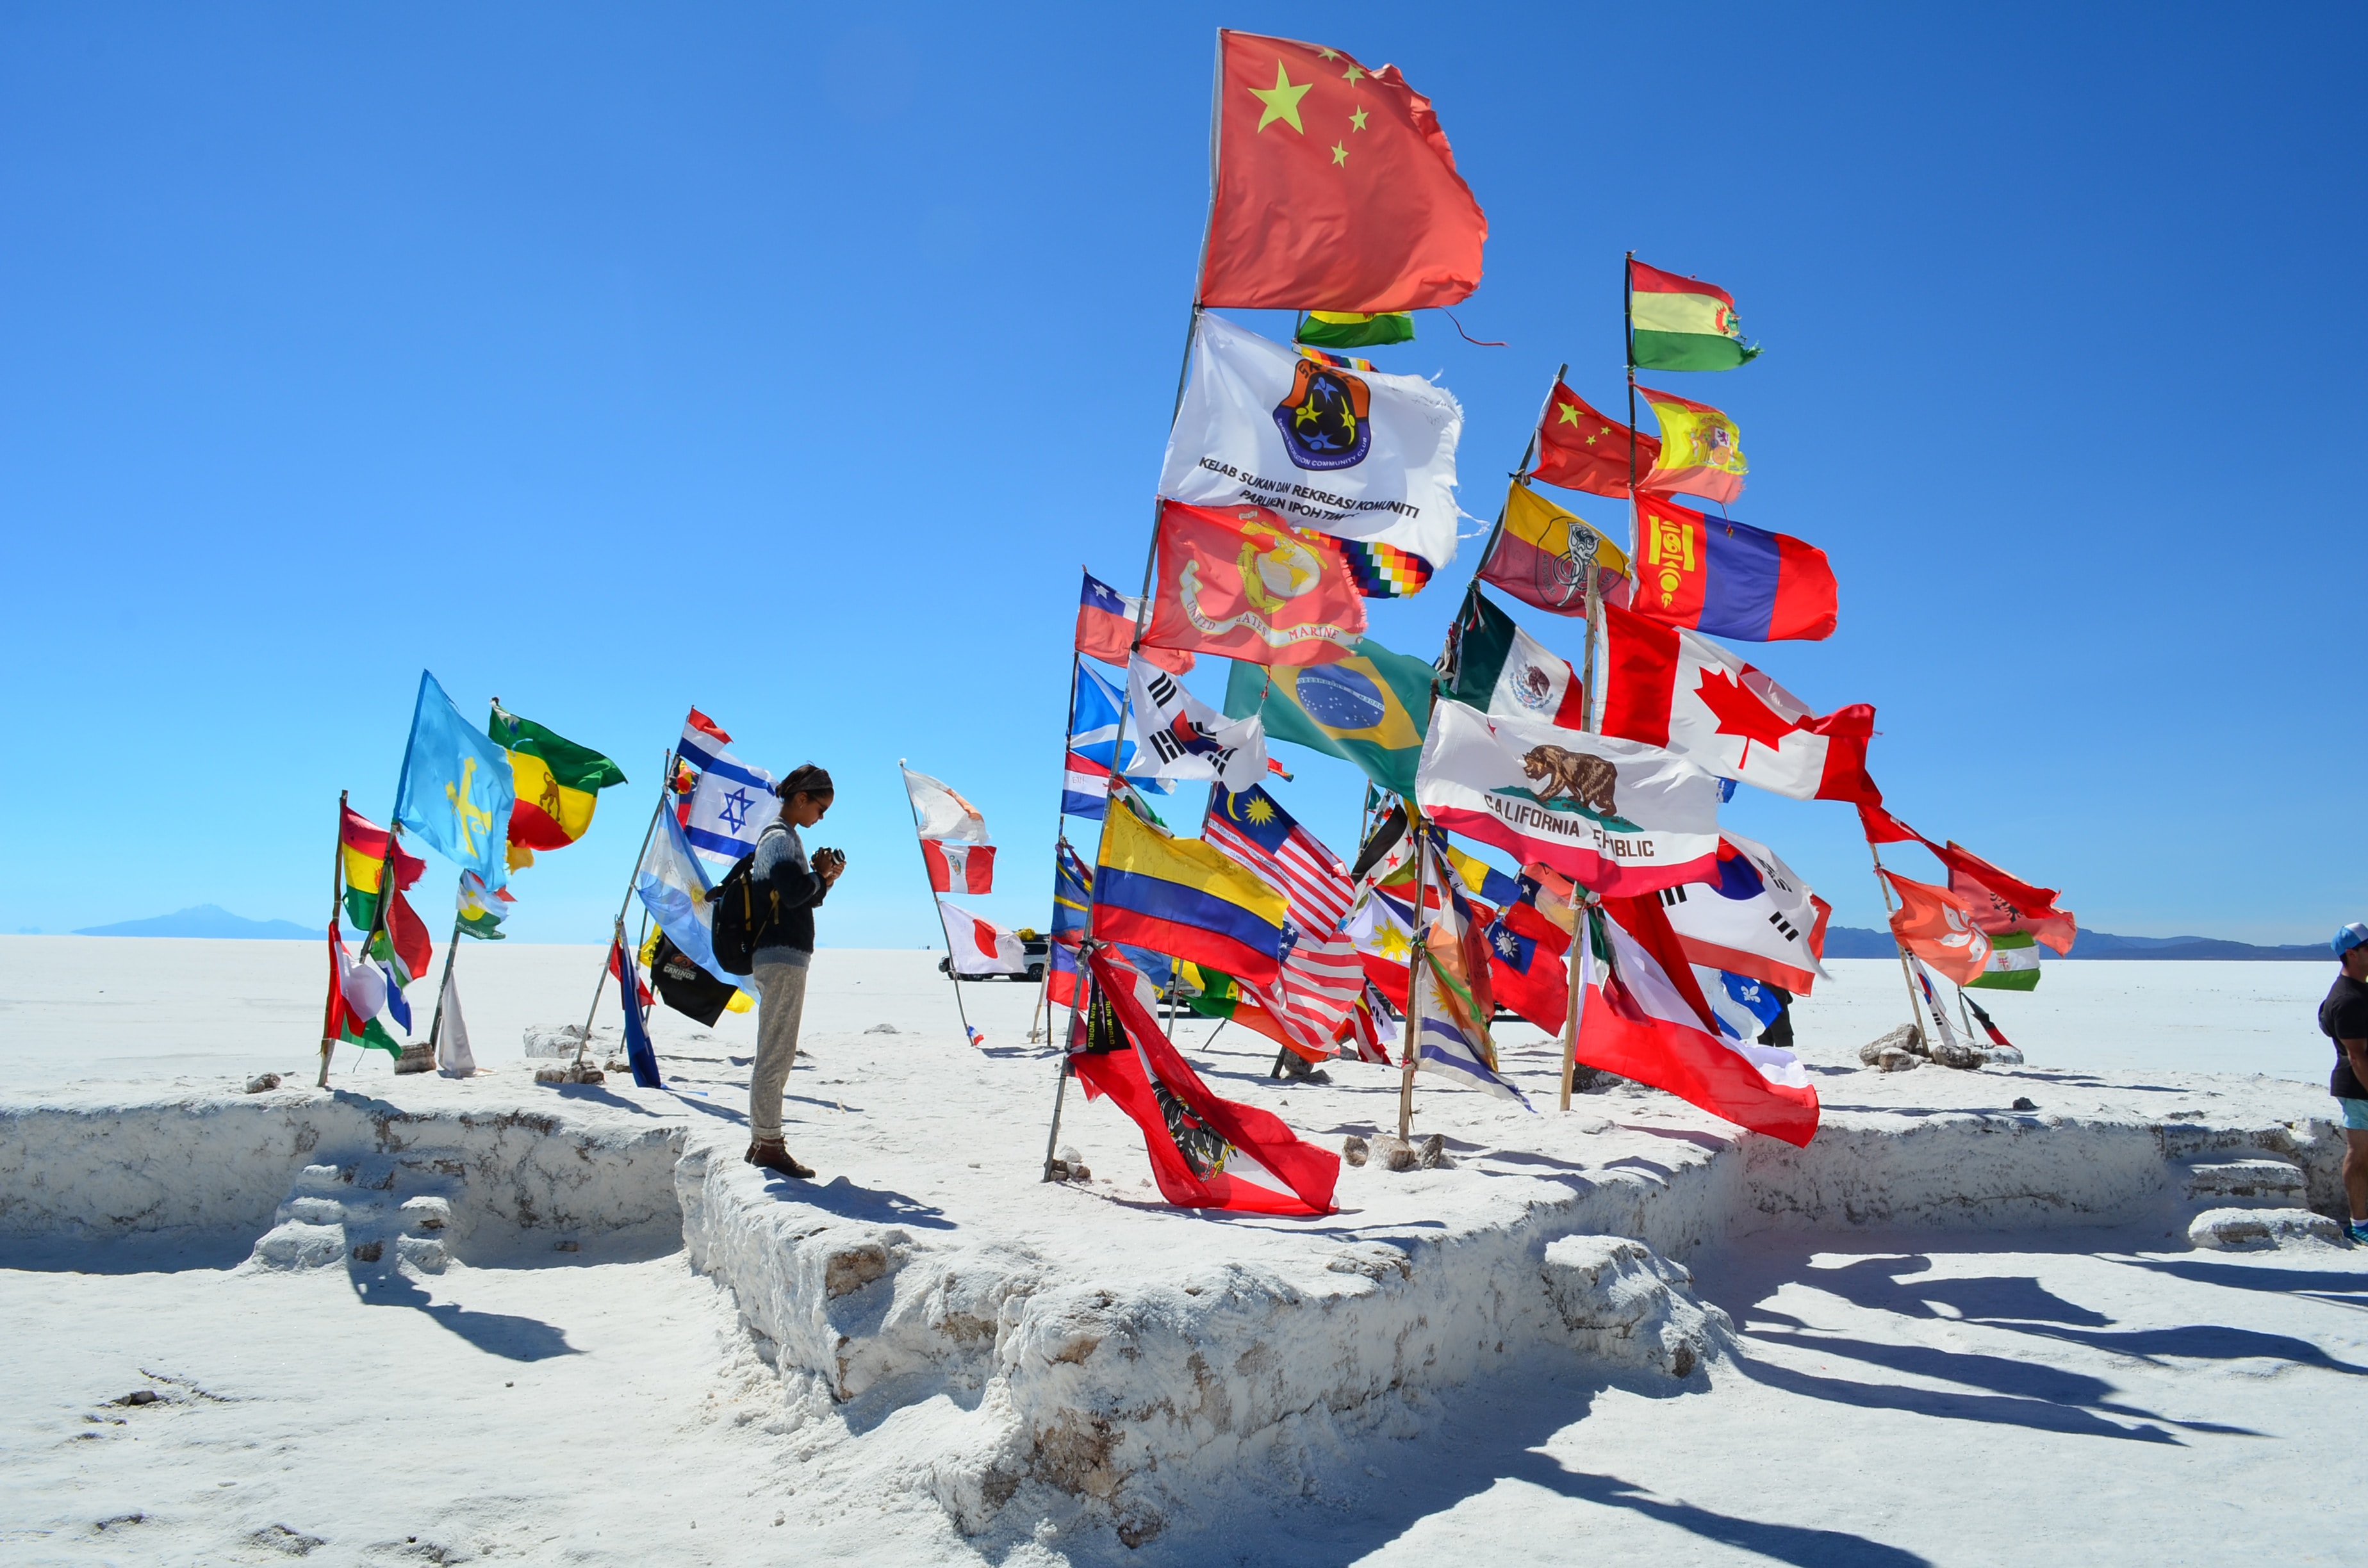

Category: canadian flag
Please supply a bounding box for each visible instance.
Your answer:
[938,898,1030,976]
[921,839,996,895]
[1882,870,1993,986]
[1577,892,1821,1147]
[1600,602,1878,804]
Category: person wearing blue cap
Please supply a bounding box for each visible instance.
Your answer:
[2317,922,2368,1243]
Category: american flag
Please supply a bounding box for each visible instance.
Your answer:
[1207,786,1361,1050]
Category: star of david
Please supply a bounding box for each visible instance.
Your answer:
[717,785,755,833]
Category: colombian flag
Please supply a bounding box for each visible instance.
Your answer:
[1629,493,1837,642]
[489,703,627,871]
[1092,799,1286,986]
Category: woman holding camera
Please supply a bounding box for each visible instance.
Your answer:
[745,763,845,1179]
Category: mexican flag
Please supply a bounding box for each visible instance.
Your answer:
[1443,587,1589,730]
[1967,929,2042,992]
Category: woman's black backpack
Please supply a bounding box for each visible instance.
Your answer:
[710,848,773,977]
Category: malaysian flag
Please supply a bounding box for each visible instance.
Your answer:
[1207,786,1362,1052]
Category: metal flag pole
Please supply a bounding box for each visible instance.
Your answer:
[902,760,977,1045]
[319,791,350,1088]
[577,751,672,1070]
[1032,649,1089,1043]
[1624,250,1641,560]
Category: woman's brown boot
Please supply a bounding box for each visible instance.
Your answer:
[744,1136,814,1179]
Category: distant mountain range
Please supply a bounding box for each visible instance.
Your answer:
[74,904,318,940]
[1823,926,2328,962]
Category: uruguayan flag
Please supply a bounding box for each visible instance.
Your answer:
[675,721,778,863]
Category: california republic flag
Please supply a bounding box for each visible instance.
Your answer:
[1599,602,1877,803]
[1415,699,1722,895]
[1158,312,1464,578]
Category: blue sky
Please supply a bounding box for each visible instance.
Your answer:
[2,3,2360,948]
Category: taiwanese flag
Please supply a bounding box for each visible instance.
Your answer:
[1532,382,1660,500]
[1198,31,1485,313]
[920,839,996,895]
[1071,947,1340,1216]
[1630,492,1837,642]
[1484,901,1570,1034]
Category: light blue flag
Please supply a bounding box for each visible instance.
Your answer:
[393,671,516,892]
[634,806,755,994]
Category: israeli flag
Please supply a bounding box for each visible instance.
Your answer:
[393,671,516,892]
[679,739,778,863]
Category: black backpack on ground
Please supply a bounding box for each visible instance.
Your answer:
[710,844,773,977]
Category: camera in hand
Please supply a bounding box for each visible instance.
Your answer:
[815,847,846,874]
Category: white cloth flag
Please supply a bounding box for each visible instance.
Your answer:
[436,969,478,1077]
[939,898,1029,976]
[1126,655,1270,792]
[679,735,779,864]
[902,766,989,844]
[1158,312,1465,575]
[1654,830,1832,994]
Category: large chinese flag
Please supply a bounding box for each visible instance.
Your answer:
[1198,31,1486,312]
[1532,382,1659,500]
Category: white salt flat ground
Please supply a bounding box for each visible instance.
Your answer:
[2,937,2362,1564]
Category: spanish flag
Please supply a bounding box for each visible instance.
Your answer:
[1092,798,1287,986]
[489,703,627,871]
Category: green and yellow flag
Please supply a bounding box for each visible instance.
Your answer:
[1296,310,1415,349]
[489,703,627,871]
[1222,634,1436,797]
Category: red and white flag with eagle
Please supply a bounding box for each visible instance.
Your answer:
[1599,602,1878,804]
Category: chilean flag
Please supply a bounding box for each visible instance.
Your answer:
[1577,892,1820,1147]
[921,839,995,895]
[1630,492,1836,642]
[1077,569,1194,674]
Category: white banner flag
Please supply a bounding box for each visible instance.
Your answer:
[1126,656,1270,793]
[902,766,989,844]
[1158,313,1464,575]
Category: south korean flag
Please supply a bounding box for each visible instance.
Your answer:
[1126,655,1270,793]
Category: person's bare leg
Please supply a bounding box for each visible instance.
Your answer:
[2345,1127,2368,1223]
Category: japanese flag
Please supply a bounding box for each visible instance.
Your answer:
[922,840,996,895]
[939,899,1029,976]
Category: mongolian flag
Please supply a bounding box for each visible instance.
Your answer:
[1070,946,1340,1216]
[1629,259,1760,373]
[1882,870,1994,987]
[1198,29,1485,314]
[1222,633,1435,797]
[1531,382,1660,500]
[488,703,627,872]
[1477,483,1631,621]
[1627,493,1838,642]
[1092,797,1287,986]
[1638,387,1748,506]
[1141,501,1366,667]
[1599,602,1870,797]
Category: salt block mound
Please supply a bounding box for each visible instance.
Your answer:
[1539,1234,1735,1380]
[2187,1206,2346,1250]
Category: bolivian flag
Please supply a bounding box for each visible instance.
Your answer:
[1629,258,1759,372]
[340,803,425,935]
[489,703,627,870]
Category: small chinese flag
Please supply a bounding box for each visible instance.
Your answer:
[1198,31,1486,313]
[1533,383,1661,500]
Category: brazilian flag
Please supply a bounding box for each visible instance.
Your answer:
[1224,635,1436,797]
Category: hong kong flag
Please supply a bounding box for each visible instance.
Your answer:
[921,839,995,895]
[1198,31,1486,312]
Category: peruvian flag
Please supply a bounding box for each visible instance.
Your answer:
[1577,891,1820,1147]
[1600,602,1879,804]
[1071,947,1340,1215]
[1882,870,1993,986]
[921,840,996,895]
[938,899,1030,976]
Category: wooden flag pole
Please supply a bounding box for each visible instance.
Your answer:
[424,892,465,1063]
[903,760,978,1045]
[1867,839,1928,1041]
[1557,574,1607,1110]
[1395,812,1427,1144]
[1032,653,1090,1043]
[578,753,673,1069]
[1624,250,1641,560]
[319,792,350,1088]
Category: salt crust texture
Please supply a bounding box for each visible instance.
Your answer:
[2,940,2351,1549]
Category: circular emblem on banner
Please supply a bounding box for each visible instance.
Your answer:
[1272,359,1373,471]
[1513,665,1555,712]
[1295,664,1386,731]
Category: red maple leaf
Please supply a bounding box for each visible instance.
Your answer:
[1692,666,1805,768]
